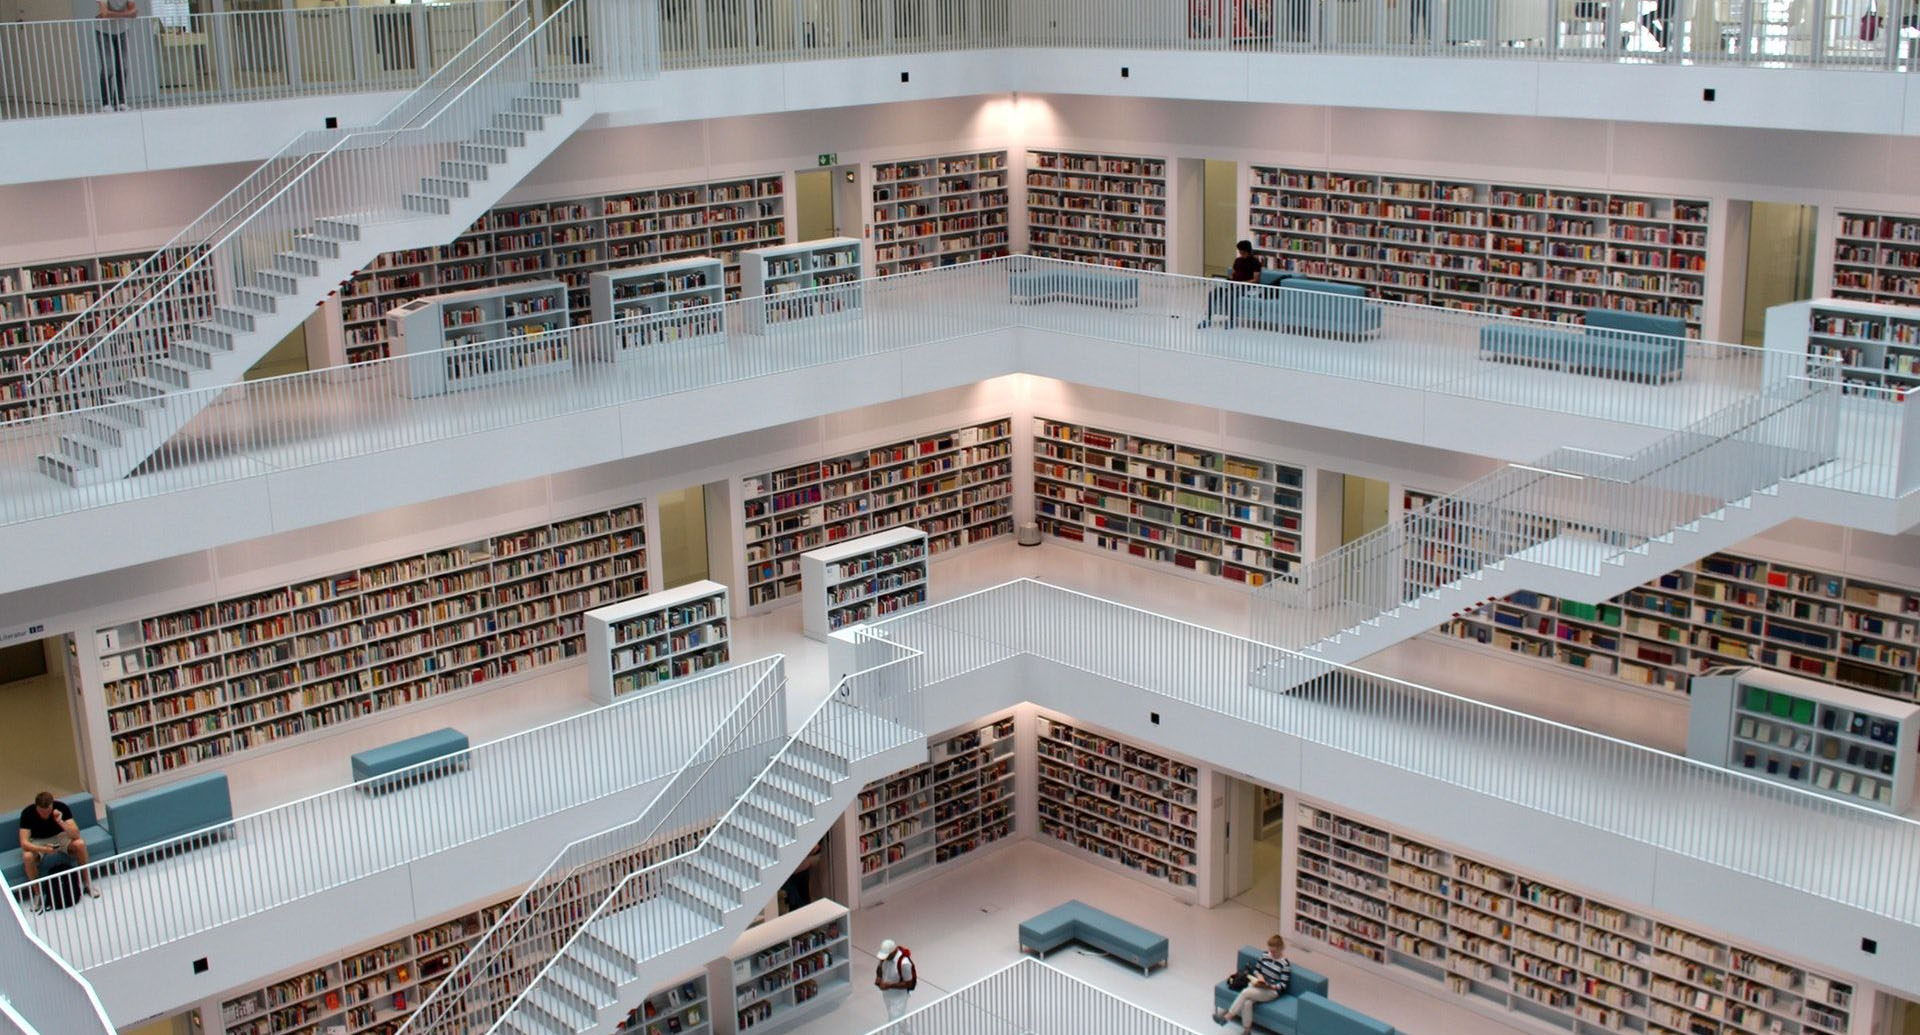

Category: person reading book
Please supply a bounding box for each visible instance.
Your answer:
[1214,935,1291,1032]
[19,791,100,906]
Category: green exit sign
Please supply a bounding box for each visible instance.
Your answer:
[817,153,837,167]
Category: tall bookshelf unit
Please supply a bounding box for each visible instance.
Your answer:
[584,580,730,704]
[1032,417,1307,587]
[614,972,711,1035]
[1435,550,1920,703]
[714,899,852,1035]
[1024,149,1169,271]
[1034,713,1201,896]
[1247,166,1710,336]
[1800,299,1920,395]
[1831,210,1920,307]
[849,713,1017,900]
[739,238,864,332]
[337,174,786,363]
[94,503,647,786]
[870,150,1011,275]
[799,527,929,641]
[739,417,1014,609]
[384,280,572,398]
[1294,802,1858,1035]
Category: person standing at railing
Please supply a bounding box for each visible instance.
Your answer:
[95,0,139,111]
[1640,0,1677,46]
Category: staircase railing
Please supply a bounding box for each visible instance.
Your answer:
[0,875,113,1035]
[399,656,790,1035]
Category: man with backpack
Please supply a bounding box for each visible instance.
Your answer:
[874,939,916,1026]
[18,790,100,909]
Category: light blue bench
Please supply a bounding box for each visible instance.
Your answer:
[106,772,233,858]
[1233,274,1382,341]
[352,727,470,794]
[1211,947,1394,1034]
[1478,307,1686,383]
[1009,267,1141,308]
[1017,900,1168,975]
[1,792,114,887]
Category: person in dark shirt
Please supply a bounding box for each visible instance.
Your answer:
[1229,240,1263,283]
[19,790,99,903]
[1200,240,1265,329]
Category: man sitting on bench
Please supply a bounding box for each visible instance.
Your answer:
[19,790,99,902]
[1199,240,1263,329]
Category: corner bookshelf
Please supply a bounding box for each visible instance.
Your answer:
[1803,299,1920,395]
[1025,149,1169,271]
[715,898,852,1034]
[1294,802,1858,1035]
[1831,210,1920,306]
[585,580,730,704]
[800,527,928,641]
[739,238,864,332]
[871,150,1011,275]
[740,417,1013,610]
[1034,713,1200,895]
[1247,166,1709,336]
[614,971,711,1035]
[94,503,647,786]
[1434,549,1920,704]
[851,713,1016,899]
[1032,417,1306,588]
[337,174,785,363]
[385,280,571,398]
[588,256,727,355]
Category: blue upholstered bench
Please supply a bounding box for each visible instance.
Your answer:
[352,727,470,794]
[105,772,233,858]
[1,792,114,887]
[1233,276,1382,341]
[1009,267,1141,308]
[1017,900,1168,975]
[1211,947,1396,1034]
[1478,307,1686,383]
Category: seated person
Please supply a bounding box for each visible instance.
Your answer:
[1214,934,1291,1032]
[19,790,99,904]
[1200,240,1264,328]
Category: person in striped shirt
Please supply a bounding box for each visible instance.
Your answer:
[1214,935,1291,1031]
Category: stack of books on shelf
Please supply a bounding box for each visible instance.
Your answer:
[871,151,1010,275]
[1025,150,1168,271]
[585,581,730,703]
[723,900,852,1034]
[740,239,864,331]
[1035,714,1200,893]
[385,281,572,397]
[589,256,728,352]
[1687,666,1918,812]
[614,974,710,1035]
[853,715,1016,894]
[1802,300,1920,396]
[800,527,929,640]
[1831,209,1920,308]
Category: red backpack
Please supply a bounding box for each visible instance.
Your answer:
[876,947,917,991]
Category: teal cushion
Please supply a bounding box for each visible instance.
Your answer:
[1236,947,1328,998]
[106,771,232,854]
[352,727,469,782]
[1583,306,1685,340]
[1279,277,1368,300]
[1019,902,1085,946]
[1213,981,1302,1033]
[1258,270,1289,286]
[1298,992,1395,1035]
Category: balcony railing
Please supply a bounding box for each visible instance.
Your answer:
[863,957,1203,1035]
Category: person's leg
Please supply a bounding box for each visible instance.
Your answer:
[68,836,97,896]
[1231,987,1279,1032]
[111,35,127,107]
[97,32,113,109]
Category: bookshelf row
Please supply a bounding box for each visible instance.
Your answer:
[1032,417,1307,588]
[615,973,711,1035]
[871,150,1011,276]
[586,581,731,703]
[1035,713,1201,893]
[335,174,786,364]
[1025,149,1169,271]
[1830,209,1920,308]
[93,503,648,786]
[1248,166,1710,336]
[1803,300,1920,395]
[1293,803,1854,1035]
[722,900,852,1034]
[800,527,928,640]
[739,417,1015,609]
[1435,548,1920,703]
[853,714,1017,894]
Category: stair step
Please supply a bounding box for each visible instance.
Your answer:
[418,176,472,199]
[528,80,582,99]
[667,873,739,915]
[574,930,638,977]
[173,342,218,370]
[97,402,147,428]
[401,192,453,215]
[784,744,847,783]
[722,811,791,850]
[475,127,528,148]
[457,141,511,164]
[520,988,586,1033]
[187,323,236,350]
[686,849,756,888]
[494,1015,550,1035]
[290,233,342,259]
[270,251,322,277]
[751,782,814,823]
[150,358,198,389]
[509,95,565,116]
[711,829,777,868]
[491,111,547,132]
[312,217,361,241]
[553,948,619,999]
[769,759,833,800]
[58,433,111,467]
[79,413,128,446]
[439,159,491,182]
[763,768,828,805]
[558,939,627,990]
[533,974,599,1024]
[123,376,177,402]
[251,269,300,294]
[208,307,258,332]
[232,288,280,314]
[35,453,86,485]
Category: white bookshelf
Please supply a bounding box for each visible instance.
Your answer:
[589,256,727,355]
[1033,713,1200,895]
[800,527,928,641]
[614,970,711,1035]
[1831,209,1920,308]
[1248,166,1709,336]
[739,238,864,332]
[94,503,646,786]
[1775,298,1920,396]
[870,150,1011,275]
[1295,801,1859,1035]
[385,280,571,398]
[1024,149,1168,271]
[1687,666,1920,813]
[849,713,1017,899]
[1032,417,1307,588]
[584,580,730,704]
[715,898,852,1034]
[740,418,1014,610]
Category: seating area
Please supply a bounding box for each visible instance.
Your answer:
[351,727,471,794]
[1210,947,1396,1034]
[1017,899,1169,975]
[1,793,114,886]
[104,772,233,858]
[1478,306,1688,383]
[1008,265,1142,308]
[1232,272,1384,341]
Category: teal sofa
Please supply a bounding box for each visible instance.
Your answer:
[352,727,470,794]
[1478,307,1687,383]
[1211,947,1395,1034]
[1009,266,1141,308]
[1,792,113,887]
[1232,274,1383,341]
[1018,900,1169,975]
[105,771,233,857]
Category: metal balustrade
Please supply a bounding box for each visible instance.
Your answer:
[862,957,1203,1035]
[0,885,113,1035]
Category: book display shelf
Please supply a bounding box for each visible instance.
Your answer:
[1802,299,1920,396]
[1687,666,1919,813]
[385,280,571,398]
[94,503,647,786]
[870,150,1011,275]
[588,256,727,354]
[1436,550,1920,703]
[1831,210,1920,307]
[715,899,852,1034]
[0,251,214,420]
[740,417,1014,609]
[1032,417,1307,588]
[800,527,928,641]
[1024,149,1169,271]
[585,580,730,704]
[614,972,711,1035]
[1248,167,1710,336]
[851,713,1016,898]
[1295,803,1858,1035]
[337,174,785,363]
[1034,713,1201,895]
[739,238,864,332]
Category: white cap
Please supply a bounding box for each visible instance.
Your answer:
[878,939,898,958]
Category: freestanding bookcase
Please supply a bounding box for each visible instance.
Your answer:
[1687,665,1920,813]
[589,256,726,321]
[799,526,929,641]
[739,238,864,332]
[1763,297,1920,396]
[614,970,711,1035]
[712,898,852,1035]
[385,279,571,398]
[584,580,731,704]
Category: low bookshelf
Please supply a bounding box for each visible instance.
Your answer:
[1294,801,1858,1035]
[584,580,730,704]
[384,280,571,398]
[871,149,1010,275]
[739,238,863,332]
[1034,712,1201,896]
[589,256,726,355]
[800,527,929,641]
[614,970,711,1035]
[739,417,1013,610]
[846,712,1017,903]
[1768,298,1920,396]
[713,898,852,1034]
[1025,149,1168,271]
[1831,209,1920,307]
